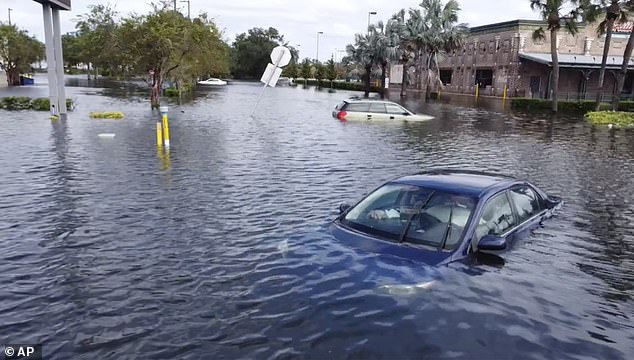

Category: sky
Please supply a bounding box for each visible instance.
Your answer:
[2,0,539,62]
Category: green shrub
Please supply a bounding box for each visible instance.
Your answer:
[0,97,74,111]
[298,79,380,92]
[90,111,124,119]
[164,88,180,97]
[510,98,620,112]
[585,111,634,127]
[31,98,50,111]
[1,96,32,110]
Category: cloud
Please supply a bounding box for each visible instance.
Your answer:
[7,0,540,62]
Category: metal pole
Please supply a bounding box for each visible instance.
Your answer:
[367,11,376,35]
[42,3,58,116]
[8,8,11,25]
[52,8,67,117]
[173,0,177,11]
[316,32,323,62]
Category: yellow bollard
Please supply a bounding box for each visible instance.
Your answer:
[503,84,507,100]
[475,84,479,99]
[162,114,170,148]
[160,106,170,148]
[156,122,163,148]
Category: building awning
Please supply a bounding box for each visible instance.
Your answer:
[519,52,634,69]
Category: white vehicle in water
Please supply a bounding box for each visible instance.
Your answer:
[332,98,434,122]
[197,78,227,86]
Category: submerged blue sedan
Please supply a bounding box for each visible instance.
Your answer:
[330,169,562,266]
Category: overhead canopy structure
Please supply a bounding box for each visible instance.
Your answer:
[519,52,634,70]
[32,0,71,10]
[33,0,70,118]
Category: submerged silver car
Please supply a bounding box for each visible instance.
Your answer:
[332,98,434,122]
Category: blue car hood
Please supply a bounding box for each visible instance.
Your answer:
[329,221,455,267]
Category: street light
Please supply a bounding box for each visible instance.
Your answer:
[8,8,12,26]
[316,31,323,63]
[180,0,190,19]
[367,11,377,34]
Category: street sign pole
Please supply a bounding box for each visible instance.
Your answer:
[251,46,292,116]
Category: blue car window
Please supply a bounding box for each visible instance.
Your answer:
[405,193,476,249]
[509,186,541,223]
[474,192,516,243]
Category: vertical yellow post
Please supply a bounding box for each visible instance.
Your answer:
[156,122,163,148]
[160,106,170,148]
[503,84,508,100]
[475,84,479,99]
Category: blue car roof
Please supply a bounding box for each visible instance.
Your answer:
[393,169,518,198]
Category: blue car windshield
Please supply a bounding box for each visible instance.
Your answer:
[342,183,476,250]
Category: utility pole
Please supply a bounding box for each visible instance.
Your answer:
[316,31,323,63]
[8,8,12,25]
[173,0,177,11]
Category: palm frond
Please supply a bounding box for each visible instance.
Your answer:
[532,27,546,41]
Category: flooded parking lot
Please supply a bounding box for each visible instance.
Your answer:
[1,79,633,359]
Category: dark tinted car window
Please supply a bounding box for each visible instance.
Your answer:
[369,103,387,113]
[335,101,347,110]
[509,186,541,223]
[343,103,370,112]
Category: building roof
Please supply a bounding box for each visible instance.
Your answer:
[469,20,546,34]
[519,52,634,69]
[393,169,517,198]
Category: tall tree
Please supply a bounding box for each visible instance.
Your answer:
[593,0,627,109]
[0,25,44,86]
[326,56,337,87]
[231,27,285,79]
[346,33,374,97]
[388,9,416,97]
[530,0,593,112]
[369,21,399,98]
[74,4,119,78]
[116,6,229,107]
[416,0,467,98]
[300,58,312,84]
[613,1,634,110]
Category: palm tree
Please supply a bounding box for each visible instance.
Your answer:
[405,0,466,97]
[594,0,628,110]
[613,1,634,110]
[369,21,399,98]
[530,0,593,112]
[419,0,466,98]
[387,10,417,97]
[346,33,374,97]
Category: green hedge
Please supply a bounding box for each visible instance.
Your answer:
[510,98,634,112]
[296,79,381,92]
[585,111,634,127]
[0,97,74,111]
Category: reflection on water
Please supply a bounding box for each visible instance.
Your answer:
[0,81,633,359]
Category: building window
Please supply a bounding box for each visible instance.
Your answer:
[475,69,493,87]
[440,70,453,85]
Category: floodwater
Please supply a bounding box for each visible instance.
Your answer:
[1,77,633,359]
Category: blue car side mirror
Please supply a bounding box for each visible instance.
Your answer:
[477,235,507,251]
[339,202,352,214]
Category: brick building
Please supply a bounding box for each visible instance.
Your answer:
[391,19,634,100]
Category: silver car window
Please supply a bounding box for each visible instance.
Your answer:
[386,104,407,115]
[344,103,370,112]
[369,103,387,113]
